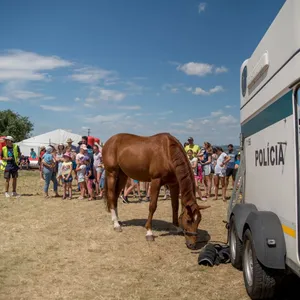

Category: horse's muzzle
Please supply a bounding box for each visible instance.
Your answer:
[186,241,197,250]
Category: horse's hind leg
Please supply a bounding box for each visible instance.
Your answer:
[107,170,127,232]
[113,170,128,227]
[145,178,161,241]
[106,172,120,231]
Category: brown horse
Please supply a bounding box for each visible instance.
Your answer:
[102,132,210,249]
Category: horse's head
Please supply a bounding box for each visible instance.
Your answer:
[179,203,210,250]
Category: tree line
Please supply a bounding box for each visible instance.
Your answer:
[0,110,34,142]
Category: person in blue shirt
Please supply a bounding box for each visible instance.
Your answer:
[30,148,37,159]
[225,144,236,193]
[233,153,240,183]
[42,146,59,198]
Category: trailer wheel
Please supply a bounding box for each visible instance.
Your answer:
[229,215,243,270]
[243,229,277,299]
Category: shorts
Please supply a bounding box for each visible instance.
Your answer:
[4,169,18,179]
[96,167,103,174]
[226,168,235,177]
[214,168,226,177]
[202,164,211,176]
[78,177,85,183]
[62,175,73,183]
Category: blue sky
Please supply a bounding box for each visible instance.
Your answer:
[0,0,285,145]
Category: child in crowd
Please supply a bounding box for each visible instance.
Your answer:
[61,152,73,200]
[99,168,105,198]
[76,156,87,200]
[85,157,96,201]
[197,153,204,184]
[214,147,231,201]
[187,149,203,201]
[42,146,59,198]
[71,149,77,182]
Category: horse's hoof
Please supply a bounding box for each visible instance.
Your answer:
[114,226,122,232]
[146,235,154,241]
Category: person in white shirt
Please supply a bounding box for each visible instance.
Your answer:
[93,144,103,197]
[187,149,204,201]
[76,144,87,164]
[214,147,231,201]
[75,156,88,200]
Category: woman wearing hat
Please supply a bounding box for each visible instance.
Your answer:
[66,138,77,152]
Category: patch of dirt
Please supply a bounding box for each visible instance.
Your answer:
[0,170,249,300]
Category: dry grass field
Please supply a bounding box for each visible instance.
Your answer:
[0,170,250,300]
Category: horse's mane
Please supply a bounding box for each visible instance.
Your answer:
[168,135,196,204]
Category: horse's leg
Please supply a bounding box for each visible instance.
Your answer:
[145,178,161,241]
[170,183,183,234]
[107,171,122,232]
[113,170,128,224]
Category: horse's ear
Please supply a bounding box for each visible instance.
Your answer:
[188,203,200,214]
[187,203,210,214]
[198,205,210,210]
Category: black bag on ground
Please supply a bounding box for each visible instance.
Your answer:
[198,243,230,267]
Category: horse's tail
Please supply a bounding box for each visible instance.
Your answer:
[104,172,110,212]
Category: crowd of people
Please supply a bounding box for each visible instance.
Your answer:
[0,135,104,200]
[0,135,240,202]
[184,137,240,202]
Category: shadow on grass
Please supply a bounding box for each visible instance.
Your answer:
[121,218,174,231]
[121,218,210,250]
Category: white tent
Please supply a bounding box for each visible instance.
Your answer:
[17,129,82,156]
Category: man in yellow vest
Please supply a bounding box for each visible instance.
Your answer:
[184,137,200,157]
[0,136,21,198]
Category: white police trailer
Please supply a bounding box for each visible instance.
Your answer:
[227,0,300,299]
